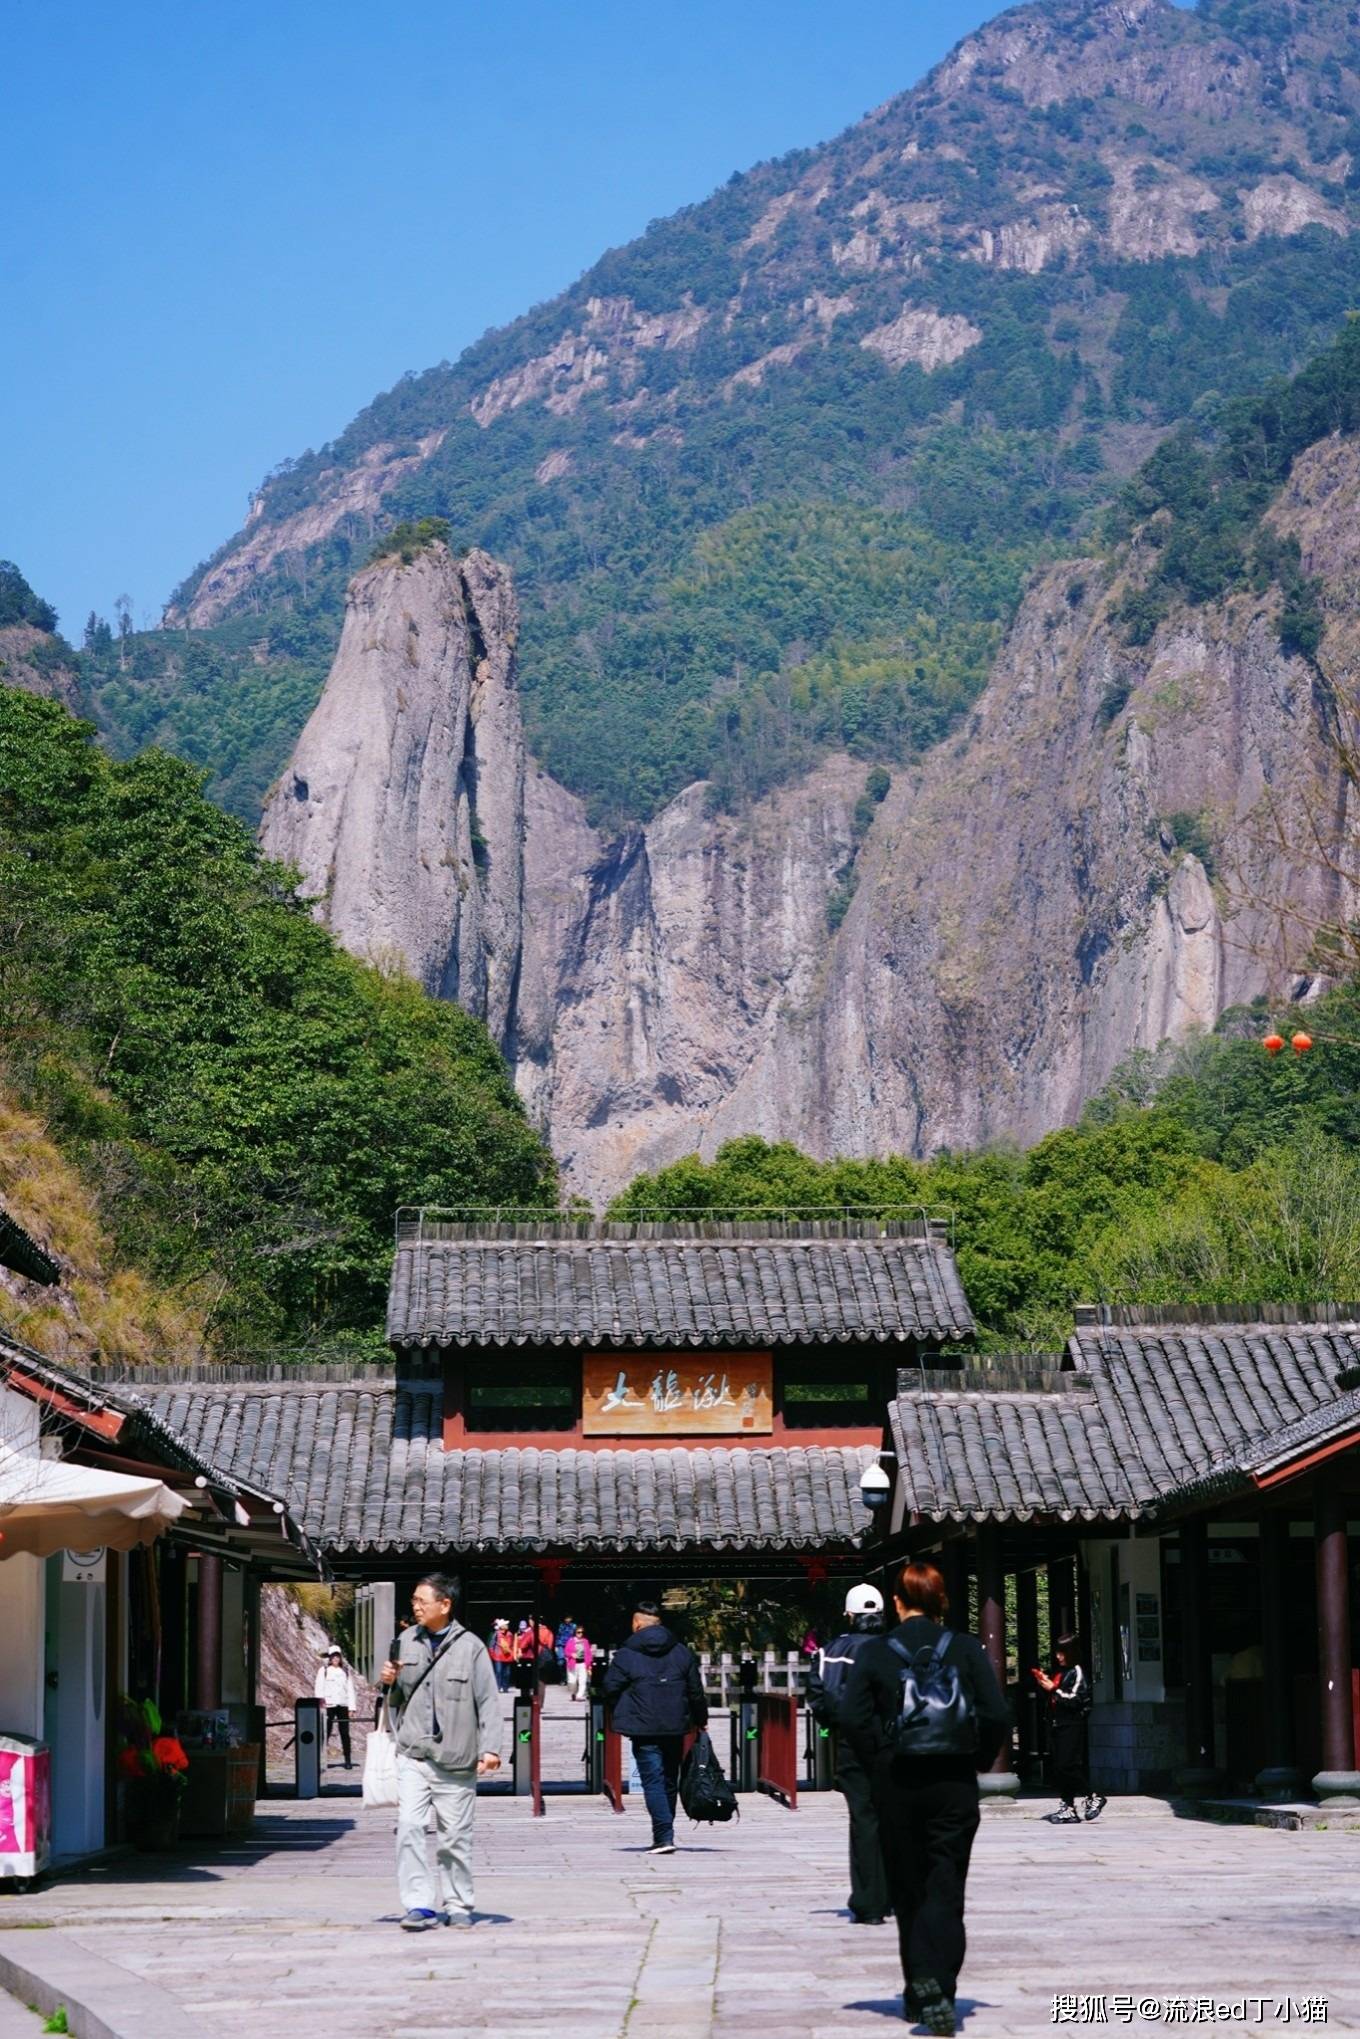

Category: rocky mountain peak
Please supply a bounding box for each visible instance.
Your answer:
[259,540,526,1044]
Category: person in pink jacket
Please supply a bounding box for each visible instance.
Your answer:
[564,1629,594,1701]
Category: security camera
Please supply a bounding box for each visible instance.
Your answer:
[859,1462,891,1512]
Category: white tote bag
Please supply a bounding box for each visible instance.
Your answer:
[363,1699,399,1809]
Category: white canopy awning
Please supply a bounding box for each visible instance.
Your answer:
[0,1445,190,1558]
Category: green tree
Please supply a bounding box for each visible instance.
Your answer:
[0,686,555,1350]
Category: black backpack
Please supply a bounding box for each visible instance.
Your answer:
[679,1731,739,1824]
[886,1630,977,1757]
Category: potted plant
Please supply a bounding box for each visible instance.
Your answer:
[117,1697,189,1851]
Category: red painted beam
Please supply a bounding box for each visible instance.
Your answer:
[4,1364,125,1441]
[1253,1425,1360,1491]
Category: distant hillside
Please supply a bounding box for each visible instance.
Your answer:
[85,0,1360,823]
[0,560,80,709]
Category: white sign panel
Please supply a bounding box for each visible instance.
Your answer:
[62,1547,106,1584]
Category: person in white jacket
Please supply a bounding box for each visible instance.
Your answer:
[315,1646,358,1769]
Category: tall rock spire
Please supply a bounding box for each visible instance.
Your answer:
[259,541,526,1047]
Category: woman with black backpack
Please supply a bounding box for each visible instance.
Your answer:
[841,1561,1010,2037]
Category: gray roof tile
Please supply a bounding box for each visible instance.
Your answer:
[386,1220,973,1349]
[889,1326,1360,1523]
[890,1387,1133,1523]
[137,1379,876,1554]
[1069,1325,1360,1502]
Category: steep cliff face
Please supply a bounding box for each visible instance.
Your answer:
[273,440,1357,1206]
[259,543,525,1043]
[514,759,867,1195]
[0,624,80,709]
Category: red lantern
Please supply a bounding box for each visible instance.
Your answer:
[1263,1033,1285,1055]
[1291,1031,1313,1054]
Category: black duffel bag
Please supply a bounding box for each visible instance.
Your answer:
[679,1730,739,1824]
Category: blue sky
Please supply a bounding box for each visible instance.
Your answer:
[3,1,1018,637]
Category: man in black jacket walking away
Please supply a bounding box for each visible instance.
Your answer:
[842,1561,1010,2036]
[807,1582,891,1924]
[603,1598,708,1854]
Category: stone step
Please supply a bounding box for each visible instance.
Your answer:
[1177,1796,1360,1832]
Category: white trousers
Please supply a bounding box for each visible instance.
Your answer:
[395,1754,478,1916]
[568,1664,589,1700]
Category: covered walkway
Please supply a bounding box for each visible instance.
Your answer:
[1,1792,1355,2038]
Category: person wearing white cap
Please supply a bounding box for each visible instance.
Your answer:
[807,1582,890,1924]
[315,1645,358,1769]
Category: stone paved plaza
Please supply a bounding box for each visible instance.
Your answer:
[2,1766,1358,2039]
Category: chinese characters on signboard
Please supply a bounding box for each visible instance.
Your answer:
[582,1352,774,1435]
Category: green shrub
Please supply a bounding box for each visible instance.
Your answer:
[367,517,452,566]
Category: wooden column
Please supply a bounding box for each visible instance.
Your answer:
[1178,1517,1218,1788]
[159,1544,187,1719]
[975,1524,1018,1795]
[1256,1512,1302,1799]
[104,1550,123,1842]
[1015,1567,1040,1772]
[195,1552,223,1714]
[939,1541,967,1627]
[1313,1474,1360,1802]
[1046,1555,1076,1642]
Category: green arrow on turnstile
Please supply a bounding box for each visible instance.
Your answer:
[518,1728,531,1743]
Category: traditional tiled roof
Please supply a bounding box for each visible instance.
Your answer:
[887,1327,1360,1525]
[1068,1323,1360,1504]
[0,1335,318,1567]
[139,1378,877,1554]
[0,1204,58,1286]
[889,1379,1132,1524]
[386,1218,973,1350]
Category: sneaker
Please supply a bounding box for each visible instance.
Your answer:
[442,1910,474,1929]
[399,1908,440,1932]
[913,1976,956,2037]
[647,1841,676,1855]
[1084,1794,1108,1822]
[1045,1804,1081,1825]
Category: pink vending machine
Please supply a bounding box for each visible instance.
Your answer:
[0,1734,52,1881]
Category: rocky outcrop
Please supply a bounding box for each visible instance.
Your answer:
[264,440,1359,1206]
[259,543,525,1042]
[0,625,80,709]
[469,295,708,429]
[861,307,983,372]
[168,433,447,629]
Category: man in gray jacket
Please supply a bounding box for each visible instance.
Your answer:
[380,1572,503,1931]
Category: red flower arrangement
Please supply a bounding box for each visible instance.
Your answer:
[117,1697,189,1787]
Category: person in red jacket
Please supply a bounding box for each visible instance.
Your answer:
[488,1618,515,1692]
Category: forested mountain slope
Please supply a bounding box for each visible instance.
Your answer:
[264,324,1360,1204]
[0,634,554,1358]
[86,0,1360,824]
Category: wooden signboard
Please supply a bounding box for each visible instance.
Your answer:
[582,1352,773,1437]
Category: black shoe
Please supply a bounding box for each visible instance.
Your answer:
[1084,1794,1107,1822]
[851,1910,887,1924]
[1045,1804,1081,1824]
[913,1977,955,2036]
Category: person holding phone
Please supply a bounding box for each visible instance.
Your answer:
[380,1572,503,1931]
[1032,1634,1102,1825]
